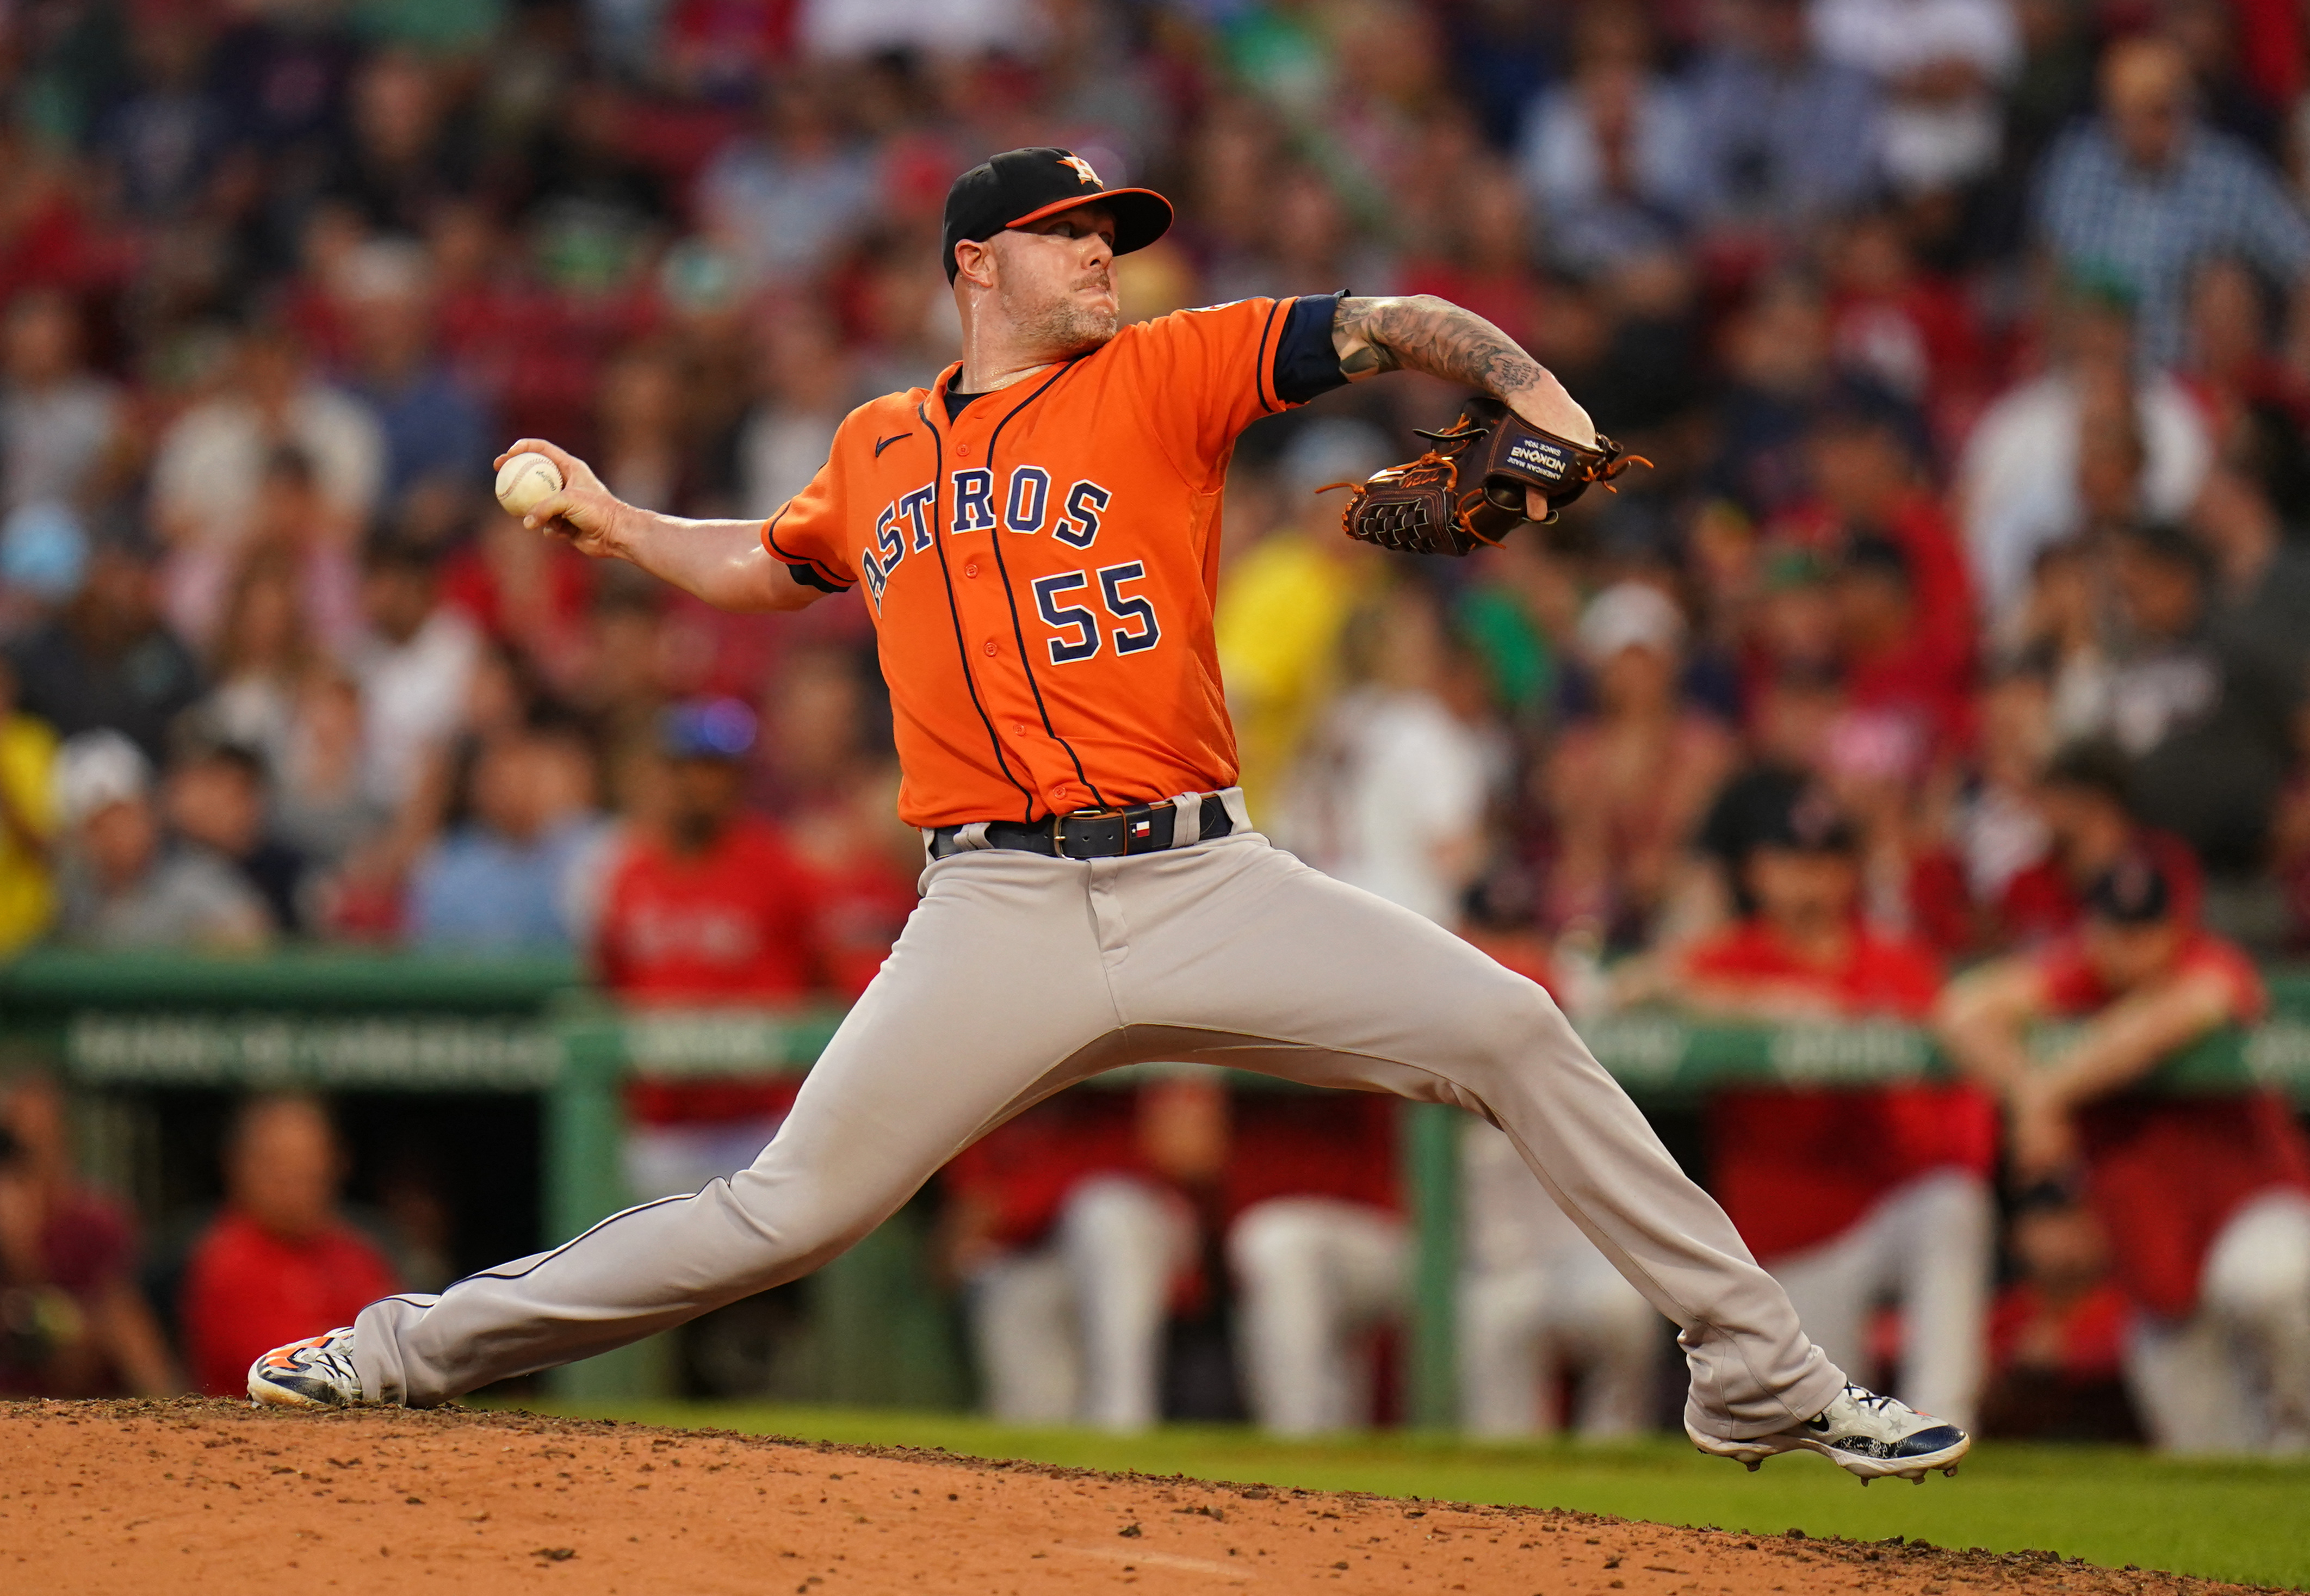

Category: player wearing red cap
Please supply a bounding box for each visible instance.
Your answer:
[248,147,1966,1482]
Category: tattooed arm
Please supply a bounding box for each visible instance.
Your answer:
[1330,294,1596,447]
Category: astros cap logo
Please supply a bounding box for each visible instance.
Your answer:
[1059,153,1102,187]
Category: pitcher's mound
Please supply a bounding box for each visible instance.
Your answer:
[0,1400,2263,1594]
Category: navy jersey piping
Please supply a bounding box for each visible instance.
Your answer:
[918,397,1038,820]
[453,1192,693,1285]
[977,357,1107,811]
[761,502,853,591]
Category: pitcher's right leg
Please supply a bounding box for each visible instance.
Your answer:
[348,849,1122,1407]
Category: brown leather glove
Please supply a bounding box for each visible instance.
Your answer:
[1334,396,1643,556]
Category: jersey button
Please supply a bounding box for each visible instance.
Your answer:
[1012,720,1030,735]
[964,560,980,579]
[956,442,971,457]
[982,639,999,657]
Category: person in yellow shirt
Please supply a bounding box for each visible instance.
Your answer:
[0,655,58,955]
[1215,419,1388,819]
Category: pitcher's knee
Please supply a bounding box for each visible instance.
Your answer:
[716,1174,883,1291]
[1458,976,1565,1067]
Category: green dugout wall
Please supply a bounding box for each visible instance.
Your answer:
[7,949,2310,1425]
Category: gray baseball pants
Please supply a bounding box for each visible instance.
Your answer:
[353,829,1845,1438]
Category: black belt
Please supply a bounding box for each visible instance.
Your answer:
[928,793,1235,861]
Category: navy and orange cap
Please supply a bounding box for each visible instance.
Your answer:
[941,147,1173,282]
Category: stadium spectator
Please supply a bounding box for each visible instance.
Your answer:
[165,741,307,936]
[1676,665,1847,940]
[593,343,698,514]
[1971,736,2201,949]
[339,238,495,516]
[1809,0,2020,196]
[190,545,321,771]
[1542,581,1735,944]
[695,79,878,292]
[408,720,604,950]
[174,447,366,658]
[2181,257,2310,455]
[1669,789,1997,1430]
[1958,283,2211,620]
[0,654,58,955]
[6,535,202,762]
[1283,580,1493,930]
[178,1096,400,1399]
[1459,1118,1660,1438]
[1396,163,1548,356]
[147,327,383,643]
[1684,0,1883,236]
[1938,853,2310,1451]
[323,51,474,240]
[50,729,269,950]
[1794,388,1979,745]
[2190,459,2310,693]
[0,289,122,514]
[1709,275,1835,519]
[1822,211,1991,437]
[2034,35,2310,373]
[736,312,854,519]
[2090,523,2298,920]
[349,536,479,814]
[1518,1,1695,275]
[1214,422,1387,822]
[1908,665,2052,954]
[94,5,232,225]
[0,1072,179,1396]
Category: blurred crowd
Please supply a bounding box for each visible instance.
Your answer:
[1,0,2308,1449]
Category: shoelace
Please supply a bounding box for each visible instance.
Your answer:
[1844,1383,1901,1414]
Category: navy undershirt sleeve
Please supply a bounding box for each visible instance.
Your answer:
[785,562,849,594]
[1272,290,1352,406]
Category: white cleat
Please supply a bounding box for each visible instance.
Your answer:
[1687,1383,1971,1484]
[247,1327,364,1409]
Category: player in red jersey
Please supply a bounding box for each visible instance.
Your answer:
[597,698,829,1197]
[1939,853,2310,1451]
[1671,788,1997,1431]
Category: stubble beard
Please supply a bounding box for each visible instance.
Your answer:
[1003,279,1119,362]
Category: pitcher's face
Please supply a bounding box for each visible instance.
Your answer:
[987,202,1120,360]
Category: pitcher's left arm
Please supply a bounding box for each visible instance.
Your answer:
[1330,294,1595,448]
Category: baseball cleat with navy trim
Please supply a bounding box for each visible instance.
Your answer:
[247,1327,364,1409]
[1687,1383,1971,1483]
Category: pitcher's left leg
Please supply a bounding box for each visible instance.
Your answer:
[1100,836,1843,1440]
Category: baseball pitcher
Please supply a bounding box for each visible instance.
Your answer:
[250,148,1967,1481]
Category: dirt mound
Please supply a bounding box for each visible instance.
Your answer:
[0,1400,2266,1594]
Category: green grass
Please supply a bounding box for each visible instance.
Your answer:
[529,1402,2310,1591]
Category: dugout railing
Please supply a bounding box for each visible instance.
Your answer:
[7,948,2309,1424]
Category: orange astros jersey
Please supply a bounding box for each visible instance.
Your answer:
[760,294,1333,829]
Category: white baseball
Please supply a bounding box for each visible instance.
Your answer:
[495,451,564,518]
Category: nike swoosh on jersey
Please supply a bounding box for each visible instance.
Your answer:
[875,432,913,456]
